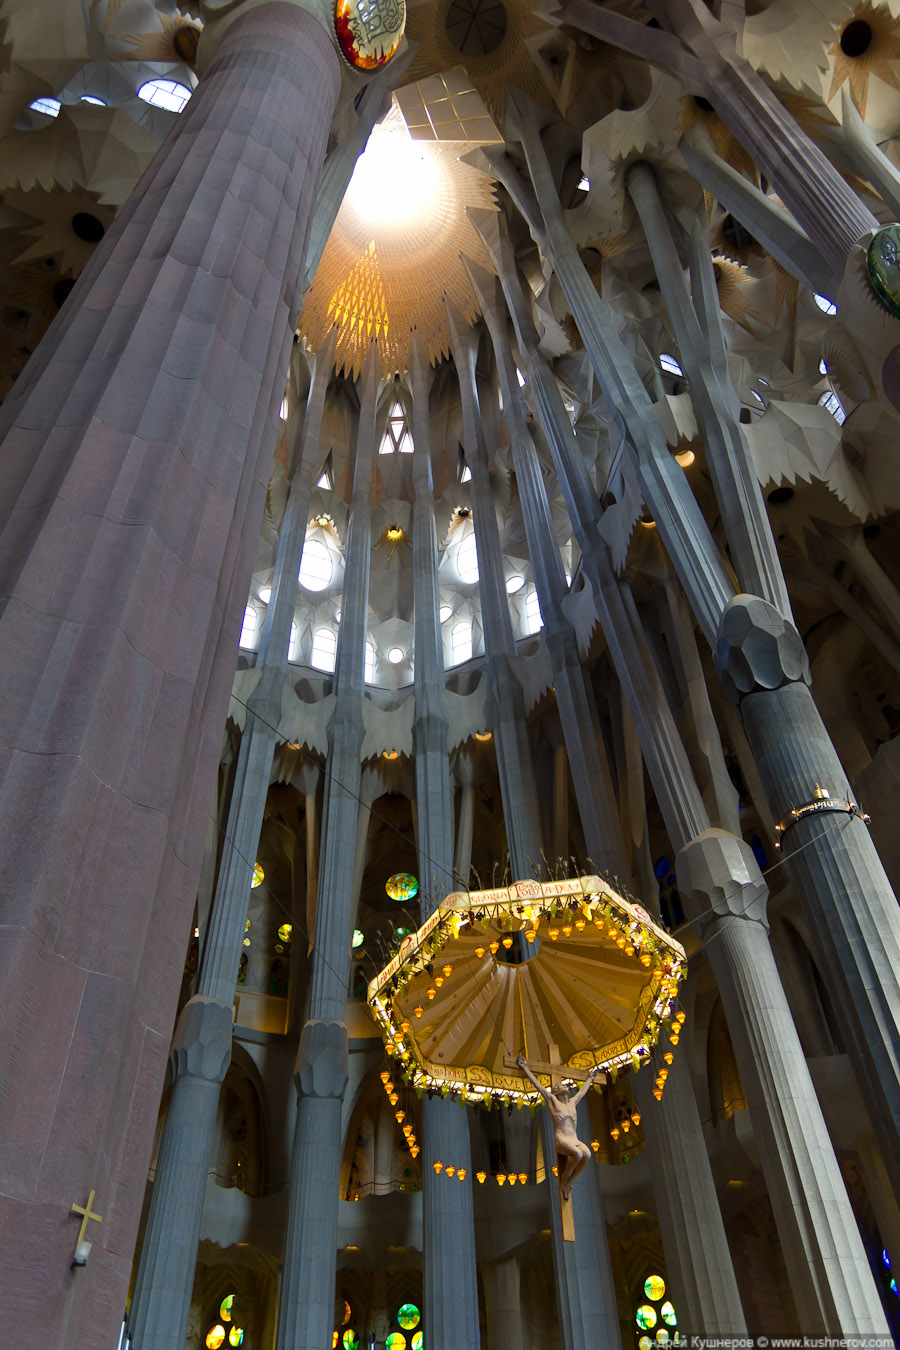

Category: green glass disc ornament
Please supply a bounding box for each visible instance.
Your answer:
[386,872,418,902]
[867,225,900,316]
[397,1303,420,1330]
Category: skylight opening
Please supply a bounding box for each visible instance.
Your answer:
[29,97,61,117]
[818,390,846,425]
[460,464,472,483]
[344,124,439,226]
[451,620,473,665]
[364,641,376,684]
[439,605,453,623]
[814,293,837,316]
[524,588,543,635]
[80,95,106,106]
[660,353,683,377]
[577,174,590,191]
[506,574,525,594]
[311,627,337,672]
[387,647,405,664]
[137,79,192,113]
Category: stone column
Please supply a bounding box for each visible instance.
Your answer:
[129,338,335,1350]
[484,1256,527,1350]
[488,93,734,648]
[445,304,544,867]
[465,256,629,880]
[409,335,481,1345]
[679,830,888,1334]
[562,0,877,274]
[276,347,381,1350]
[276,1020,350,1349]
[718,597,900,1203]
[0,4,341,1341]
[626,160,790,620]
[128,999,233,1347]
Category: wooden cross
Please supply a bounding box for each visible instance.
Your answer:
[71,1189,103,1244]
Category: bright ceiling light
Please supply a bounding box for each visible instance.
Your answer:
[344,124,440,226]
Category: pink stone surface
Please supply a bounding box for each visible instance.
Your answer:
[0,3,341,1343]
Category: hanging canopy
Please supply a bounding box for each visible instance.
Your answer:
[367,876,686,1104]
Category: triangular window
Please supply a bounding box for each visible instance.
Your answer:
[379,400,413,454]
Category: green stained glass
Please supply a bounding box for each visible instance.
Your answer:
[386,1336,407,1350]
[278,923,293,942]
[343,1332,359,1350]
[661,1301,677,1327]
[219,1295,234,1322]
[644,1274,666,1301]
[412,1334,423,1350]
[228,1330,244,1347]
[397,1303,420,1329]
[867,225,900,317]
[635,1305,657,1330]
[386,872,418,902]
[352,929,365,948]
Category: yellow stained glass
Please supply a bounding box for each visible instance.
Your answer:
[644,1275,666,1301]
[397,1303,420,1329]
[636,1305,657,1330]
[228,1330,243,1347]
[278,923,293,942]
[251,863,264,888]
[206,1327,226,1350]
[386,1335,407,1350]
[219,1294,234,1322]
[661,1301,677,1327]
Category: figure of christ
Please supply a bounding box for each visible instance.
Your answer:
[517,1054,601,1199]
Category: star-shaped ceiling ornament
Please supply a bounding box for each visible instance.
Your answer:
[828,4,900,117]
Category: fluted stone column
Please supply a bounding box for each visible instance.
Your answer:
[718,599,900,1203]
[446,306,622,1350]
[484,1256,527,1350]
[409,336,481,1345]
[129,999,233,1348]
[277,346,381,1350]
[465,257,629,880]
[562,0,877,275]
[128,337,335,1350]
[626,161,791,620]
[488,94,734,648]
[0,5,341,1341]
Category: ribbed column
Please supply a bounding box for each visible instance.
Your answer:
[409,335,481,1346]
[626,161,790,618]
[466,257,629,879]
[494,93,734,647]
[735,663,900,1199]
[679,831,888,1334]
[562,0,877,274]
[276,347,380,1350]
[484,1256,527,1350]
[0,6,341,1342]
[129,337,335,1347]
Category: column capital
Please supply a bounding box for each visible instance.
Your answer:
[715,593,810,704]
[170,996,233,1084]
[295,1018,349,1098]
[676,828,768,932]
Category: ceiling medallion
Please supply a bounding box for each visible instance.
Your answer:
[866,225,900,317]
[334,0,406,70]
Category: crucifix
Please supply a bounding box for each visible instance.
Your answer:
[515,1043,602,1242]
[71,1188,103,1259]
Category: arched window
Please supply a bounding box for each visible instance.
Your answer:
[456,529,479,584]
[137,78,192,112]
[288,622,299,663]
[311,627,337,672]
[635,1273,677,1347]
[299,537,333,592]
[364,641,376,684]
[239,606,259,649]
[451,620,472,665]
[524,588,543,634]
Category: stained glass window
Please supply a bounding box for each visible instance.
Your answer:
[398,1303,420,1329]
[299,538,333,592]
[228,1330,244,1347]
[636,1305,657,1330]
[524,588,543,635]
[343,1331,359,1349]
[206,1327,226,1350]
[660,1302,677,1327]
[385,1335,407,1350]
[411,1335,423,1350]
[644,1276,665,1301]
[220,1295,235,1322]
